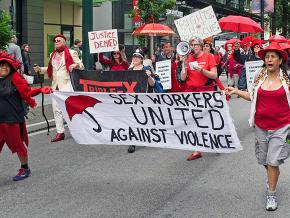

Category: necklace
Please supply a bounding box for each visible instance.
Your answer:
[267,74,280,86]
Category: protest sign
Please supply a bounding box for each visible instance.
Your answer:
[70,69,148,93]
[53,91,242,153]
[245,60,264,89]
[155,60,172,90]
[174,6,221,42]
[88,29,119,53]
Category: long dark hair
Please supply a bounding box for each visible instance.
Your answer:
[110,51,126,65]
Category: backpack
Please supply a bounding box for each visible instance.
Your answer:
[153,75,164,93]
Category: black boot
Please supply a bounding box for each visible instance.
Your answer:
[128,145,136,153]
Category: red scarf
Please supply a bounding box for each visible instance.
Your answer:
[47,46,75,79]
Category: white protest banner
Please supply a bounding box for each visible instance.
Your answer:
[88,29,119,54]
[52,91,242,153]
[155,60,172,90]
[174,6,221,42]
[245,60,264,89]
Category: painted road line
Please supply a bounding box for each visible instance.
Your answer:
[26,119,55,128]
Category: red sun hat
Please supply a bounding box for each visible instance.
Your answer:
[0,51,22,71]
[251,39,263,49]
[268,35,287,43]
[279,42,290,51]
[52,34,67,42]
[258,42,288,62]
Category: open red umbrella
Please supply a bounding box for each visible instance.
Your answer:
[65,95,102,133]
[132,23,175,36]
[268,35,287,43]
[219,15,263,33]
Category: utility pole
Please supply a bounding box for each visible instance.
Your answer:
[82,0,93,70]
[271,1,276,36]
[260,0,264,39]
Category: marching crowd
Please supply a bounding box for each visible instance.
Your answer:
[0,32,290,212]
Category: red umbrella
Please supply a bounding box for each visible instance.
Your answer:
[219,15,263,33]
[65,95,102,133]
[268,35,287,43]
[132,23,175,36]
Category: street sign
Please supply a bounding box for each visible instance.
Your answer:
[166,9,183,18]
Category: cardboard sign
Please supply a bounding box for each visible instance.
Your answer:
[155,60,172,90]
[53,91,242,153]
[88,29,119,53]
[245,60,264,89]
[174,6,221,42]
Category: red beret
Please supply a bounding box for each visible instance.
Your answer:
[52,34,67,42]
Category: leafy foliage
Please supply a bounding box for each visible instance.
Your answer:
[274,0,290,37]
[136,0,176,23]
[0,10,13,50]
[130,0,176,46]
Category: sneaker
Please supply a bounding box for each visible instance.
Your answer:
[266,195,278,211]
[13,168,31,181]
[128,145,136,153]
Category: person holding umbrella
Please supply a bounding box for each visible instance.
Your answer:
[225,42,290,211]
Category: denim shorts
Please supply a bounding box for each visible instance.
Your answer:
[255,125,290,166]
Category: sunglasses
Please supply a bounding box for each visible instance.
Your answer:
[190,44,201,47]
[54,39,62,43]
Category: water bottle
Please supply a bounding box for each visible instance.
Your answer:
[286,134,290,144]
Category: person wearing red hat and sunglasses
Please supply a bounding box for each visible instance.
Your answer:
[33,34,84,143]
[225,42,290,211]
[0,51,52,181]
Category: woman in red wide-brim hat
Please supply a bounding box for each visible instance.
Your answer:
[0,51,51,181]
[225,42,290,211]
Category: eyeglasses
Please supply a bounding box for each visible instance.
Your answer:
[54,39,62,43]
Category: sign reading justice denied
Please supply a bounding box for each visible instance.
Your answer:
[88,29,119,53]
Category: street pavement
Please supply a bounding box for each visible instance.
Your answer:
[0,79,290,217]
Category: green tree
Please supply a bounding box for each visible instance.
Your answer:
[136,0,176,23]
[274,0,290,37]
[131,0,176,47]
[0,9,13,50]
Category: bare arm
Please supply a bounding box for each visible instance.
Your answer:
[224,87,251,101]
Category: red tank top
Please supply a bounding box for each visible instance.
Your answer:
[255,86,290,130]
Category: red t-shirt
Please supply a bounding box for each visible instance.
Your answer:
[255,86,290,130]
[186,52,217,88]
